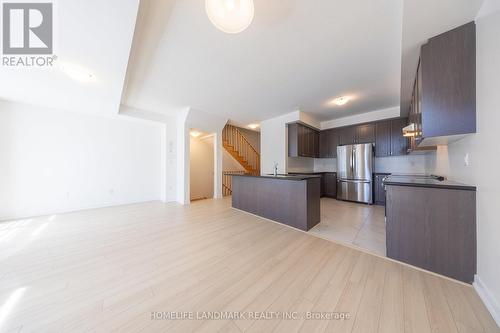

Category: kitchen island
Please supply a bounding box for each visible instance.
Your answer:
[231,174,321,231]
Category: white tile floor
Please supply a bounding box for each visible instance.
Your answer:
[308,198,386,256]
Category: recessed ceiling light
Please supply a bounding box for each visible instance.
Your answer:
[331,96,351,106]
[60,63,95,82]
[190,130,202,138]
[205,0,254,34]
[248,123,260,130]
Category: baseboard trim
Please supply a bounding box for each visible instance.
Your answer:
[474,275,500,327]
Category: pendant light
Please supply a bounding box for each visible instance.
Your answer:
[205,0,254,34]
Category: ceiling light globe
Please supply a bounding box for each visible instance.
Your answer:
[206,0,254,34]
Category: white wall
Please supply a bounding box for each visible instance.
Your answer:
[162,116,177,203]
[189,136,214,200]
[425,7,500,323]
[0,101,164,220]
[176,109,190,205]
[260,111,301,174]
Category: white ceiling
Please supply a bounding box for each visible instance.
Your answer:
[122,0,404,123]
[0,0,139,115]
[0,0,485,125]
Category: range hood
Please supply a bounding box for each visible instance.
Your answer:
[402,123,418,137]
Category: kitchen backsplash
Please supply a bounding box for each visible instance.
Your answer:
[288,154,430,174]
[287,156,315,173]
[375,154,427,174]
[314,158,337,172]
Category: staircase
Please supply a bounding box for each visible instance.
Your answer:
[222,124,260,175]
[222,170,246,196]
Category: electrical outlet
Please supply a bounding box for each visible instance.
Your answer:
[464,153,470,166]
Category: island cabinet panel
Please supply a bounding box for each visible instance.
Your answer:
[386,185,476,283]
[232,175,321,231]
[375,121,391,157]
[390,118,409,156]
[421,21,476,138]
[356,124,376,144]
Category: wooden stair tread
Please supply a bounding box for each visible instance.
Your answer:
[222,124,260,176]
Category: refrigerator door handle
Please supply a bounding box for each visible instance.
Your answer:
[350,149,354,173]
[353,149,356,173]
[338,179,371,184]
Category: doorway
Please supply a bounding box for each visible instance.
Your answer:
[189,133,214,202]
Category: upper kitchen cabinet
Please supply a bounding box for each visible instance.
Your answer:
[319,131,329,158]
[375,118,408,157]
[391,118,409,156]
[339,126,357,146]
[319,129,339,158]
[409,22,476,148]
[338,123,375,146]
[328,129,340,157]
[356,124,376,144]
[375,121,391,157]
[288,122,319,158]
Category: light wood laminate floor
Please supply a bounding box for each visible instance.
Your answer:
[309,199,386,256]
[0,198,497,332]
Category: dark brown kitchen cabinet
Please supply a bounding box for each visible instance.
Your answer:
[319,129,339,158]
[375,121,391,157]
[312,129,319,157]
[328,129,339,157]
[386,184,476,283]
[339,126,357,145]
[391,118,409,155]
[288,123,319,158]
[374,173,390,205]
[323,173,337,198]
[375,118,408,157]
[421,22,476,139]
[300,125,307,154]
[319,131,329,158]
[338,124,375,146]
[406,22,476,153]
[319,174,325,197]
[356,124,375,144]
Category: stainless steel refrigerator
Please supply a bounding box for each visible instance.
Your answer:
[336,144,374,204]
